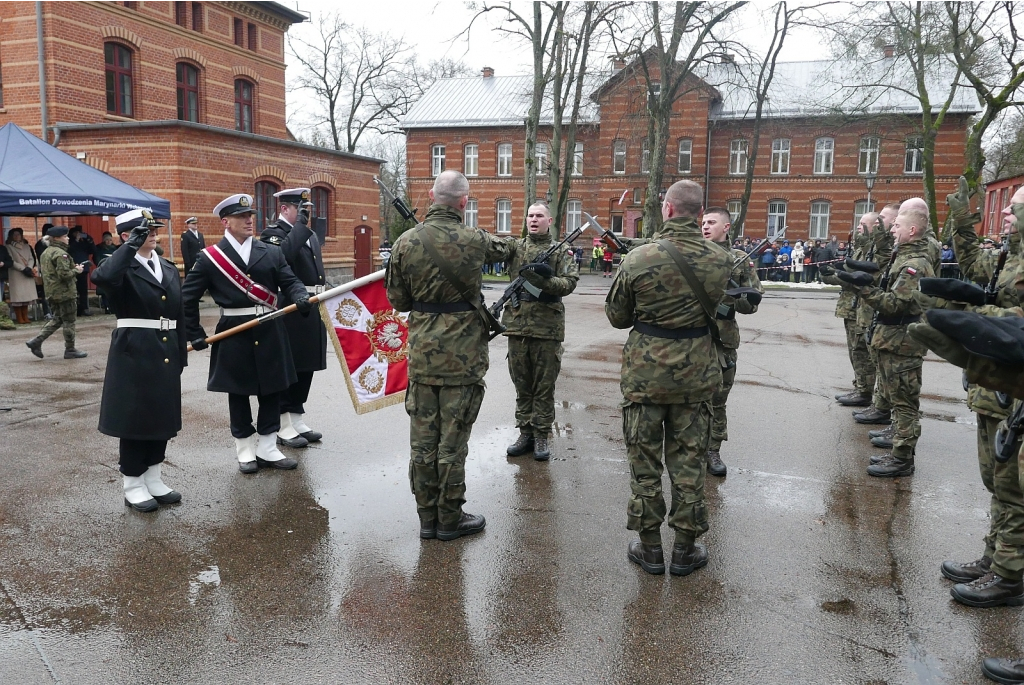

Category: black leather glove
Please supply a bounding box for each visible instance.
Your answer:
[919,277,987,307]
[190,338,208,351]
[295,297,313,315]
[818,264,834,277]
[845,257,880,273]
[836,270,874,288]
[21,266,33,277]
[298,206,310,226]
[126,225,150,250]
[520,262,554,278]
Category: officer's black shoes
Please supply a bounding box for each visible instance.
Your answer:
[706,449,727,477]
[153,490,182,504]
[627,540,665,575]
[124,497,158,512]
[122,475,158,512]
[982,657,1024,684]
[63,348,87,359]
[419,518,437,540]
[870,434,894,448]
[854,407,891,424]
[836,391,872,407]
[867,455,914,477]
[238,461,258,474]
[869,452,891,465]
[277,434,309,448]
[26,338,43,358]
[942,556,992,583]
[670,542,709,577]
[951,572,1024,608]
[299,430,323,443]
[868,426,894,439]
[256,456,298,470]
[506,431,534,457]
[436,512,486,541]
[534,436,550,461]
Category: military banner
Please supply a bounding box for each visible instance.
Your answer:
[319,272,409,414]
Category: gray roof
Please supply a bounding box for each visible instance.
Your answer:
[401,57,980,130]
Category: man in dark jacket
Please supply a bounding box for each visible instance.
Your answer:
[181,194,311,474]
[92,209,186,512]
[180,216,205,274]
[68,226,95,315]
[260,188,328,447]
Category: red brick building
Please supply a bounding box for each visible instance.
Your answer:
[402,58,979,243]
[983,174,1024,236]
[0,1,382,279]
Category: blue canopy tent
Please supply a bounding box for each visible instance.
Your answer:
[0,122,170,218]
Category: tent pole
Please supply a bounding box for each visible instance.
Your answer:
[33,216,38,242]
[167,218,174,262]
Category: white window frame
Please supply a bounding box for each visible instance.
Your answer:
[496,199,512,233]
[534,142,548,177]
[431,144,445,177]
[572,142,583,176]
[813,137,834,175]
[641,141,650,174]
[677,139,692,173]
[770,139,790,175]
[729,140,748,175]
[727,200,742,228]
[464,198,478,228]
[648,82,661,106]
[767,200,787,241]
[904,135,923,174]
[463,144,478,177]
[566,199,582,232]
[859,136,880,174]
[854,200,875,229]
[497,143,512,177]
[613,140,626,174]
[809,201,831,240]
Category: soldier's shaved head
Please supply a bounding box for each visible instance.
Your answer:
[431,170,471,208]
[900,197,929,214]
[663,180,703,218]
[898,208,928,233]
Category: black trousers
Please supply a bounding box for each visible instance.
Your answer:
[280,371,315,414]
[228,392,281,438]
[119,439,167,477]
[76,272,90,313]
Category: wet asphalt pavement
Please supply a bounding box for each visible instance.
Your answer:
[0,274,1015,684]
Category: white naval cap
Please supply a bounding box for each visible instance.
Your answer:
[273,187,311,205]
[214,193,255,218]
[115,208,157,232]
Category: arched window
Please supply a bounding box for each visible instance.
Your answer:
[176,63,200,122]
[254,180,279,235]
[104,43,134,116]
[235,79,254,132]
[311,186,331,236]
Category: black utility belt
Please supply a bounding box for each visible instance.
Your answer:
[877,314,921,326]
[410,301,475,314]
[632,321,710,340]
[716,310,736,321]
[518,291,561,304]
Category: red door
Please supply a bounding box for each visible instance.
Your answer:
[354,225,372,278]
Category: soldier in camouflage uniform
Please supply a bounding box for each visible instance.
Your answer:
[854,205,897,427]
[838,207,935,477]
[26,226,88,359]
[699,207,763,477]
[385,170,515,542]
[503,203,579,461]
[605,180,731,577]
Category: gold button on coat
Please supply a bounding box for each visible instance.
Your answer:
[254,341,259,346]
[161,295,167,301]
[162,336,168,342]
[164,358,169,363]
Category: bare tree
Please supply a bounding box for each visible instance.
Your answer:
[985,108,1024,181]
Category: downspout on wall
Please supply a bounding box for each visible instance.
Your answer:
[704,119,714,209]
[36,1,49,145]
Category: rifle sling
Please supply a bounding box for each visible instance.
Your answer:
[656,239,723,345]
[414,225,493,328]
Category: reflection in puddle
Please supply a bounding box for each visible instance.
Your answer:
[188,565,220,605]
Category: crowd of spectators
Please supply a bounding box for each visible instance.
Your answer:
[733,235,847,283]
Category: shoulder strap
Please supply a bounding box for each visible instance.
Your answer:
[657,239,722,342]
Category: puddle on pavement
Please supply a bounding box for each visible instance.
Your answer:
[188,565,221,605]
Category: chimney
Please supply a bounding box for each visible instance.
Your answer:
[883,44,895,58]
[719,53,735,64]
[610,55,626,74]
[481,66,494,78]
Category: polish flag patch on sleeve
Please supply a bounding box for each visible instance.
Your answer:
[906,267,917,275]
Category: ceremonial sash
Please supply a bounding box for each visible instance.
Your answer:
[202,244,278,310]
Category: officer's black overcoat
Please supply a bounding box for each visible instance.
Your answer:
[181,238,308,396]
[261,218,328,372]
[180,230,206,273]
[91,244,187,440]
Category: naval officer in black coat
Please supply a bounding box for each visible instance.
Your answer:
[91,209,186,512]
[260,188,328,447]
[179,216,206,274]
[181,193,312,473]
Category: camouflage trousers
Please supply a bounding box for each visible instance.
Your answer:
[876,350,922,460]
[709,347,738,452]
[845,319,874,397]
[405,380,485,526]
[37,298,77,349]
[507,336,562,438]
[977,413,1024,581]
[869,344,892,412]
[623,400,712,546]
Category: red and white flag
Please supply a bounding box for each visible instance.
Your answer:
[319,274,409,414]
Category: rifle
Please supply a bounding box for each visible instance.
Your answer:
[373,176,417,223]
[984,236,1009,304]
[995,400,1024,463]
[582,212,629,254]
[738,226,787,269]
[866,243,901,344]
[486,223,587,340]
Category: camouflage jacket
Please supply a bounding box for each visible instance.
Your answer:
[40,241,78,302]
[500,231,579,341]
[822,231,869,320]
[859,236,934,357]
[855,220,894,331]
[385,204,515,385]
[715,242,763,349]
[605,216,732,404]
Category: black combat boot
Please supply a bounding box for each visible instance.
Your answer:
[26,337,43,358]
[63,348,87,359]
[982,657,1024,684]
[436,512,486,541]
[706,449,727,477]
[506,431,534,457]
[869,451,891,465]
[533,436,550,461]
[870,430,894,448]
[853,407,891,424]
[627,540,665,575]
[868,426,894,439]
[951,572,1024,608]
[941,556,992,583]
[866,454,914,477]
[669,542,709,576]
[419,515,437,540]
[836,391,872,407]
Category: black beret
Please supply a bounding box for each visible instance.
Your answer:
[926,309,1024,365]
[845,257,880,273]
[836,270,874,287]
[919,278,987,307]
